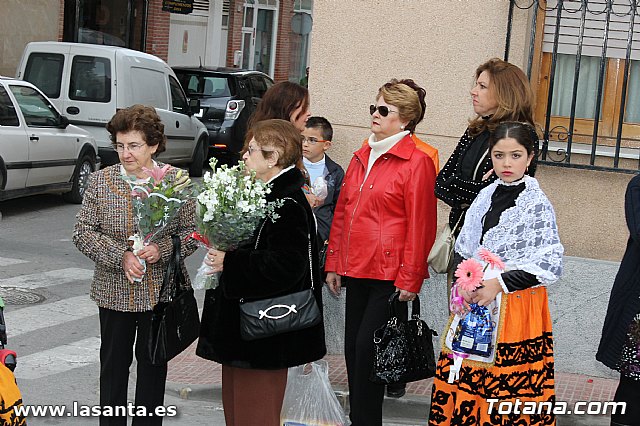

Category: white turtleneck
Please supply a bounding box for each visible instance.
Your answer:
[365,130,409,180]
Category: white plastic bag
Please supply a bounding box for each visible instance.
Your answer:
[311,176,328,204]
[280,360,347,426]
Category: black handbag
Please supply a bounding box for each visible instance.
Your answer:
[370,292,437,385]
[148,235,200,366]
[239,198,322,341]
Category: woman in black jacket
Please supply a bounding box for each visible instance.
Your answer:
[435,58,538,234]
[196,119,326,426]
[597,174,640,426]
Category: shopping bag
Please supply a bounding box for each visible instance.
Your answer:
[280,360,347,426]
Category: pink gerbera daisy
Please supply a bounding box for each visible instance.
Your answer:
[478,248,506,270]
[454,258,484,292]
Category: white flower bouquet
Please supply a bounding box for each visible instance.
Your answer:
[122,164,193,282]
[192,158,282,289]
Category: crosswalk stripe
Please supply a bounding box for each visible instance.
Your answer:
[0,268,93,289]
[5,295,97,337]
[0,257,28,267]
[13,336,101,380]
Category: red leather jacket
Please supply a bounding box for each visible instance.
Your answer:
[325,134,437,293]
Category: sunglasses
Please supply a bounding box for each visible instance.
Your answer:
[369,104,399,117]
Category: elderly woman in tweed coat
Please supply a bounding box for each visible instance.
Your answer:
[73,105,197,426]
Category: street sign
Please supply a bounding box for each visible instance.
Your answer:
[291,12,313,35]
[162,0,194,14]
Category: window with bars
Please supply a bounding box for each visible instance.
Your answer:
[519,0,640,171]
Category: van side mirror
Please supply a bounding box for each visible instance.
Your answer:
[189,98,201,116]
[58,115,70,129]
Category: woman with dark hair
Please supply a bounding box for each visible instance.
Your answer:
[428,121,563,426]
[249,81,310,132]
[325,79,437,425]
[196,119,326,426]
[435,58,537,242]
[73,104,197,425]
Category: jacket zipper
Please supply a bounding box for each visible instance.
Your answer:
[344,157,365,274]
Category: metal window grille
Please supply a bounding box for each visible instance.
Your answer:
[506,0,640,173]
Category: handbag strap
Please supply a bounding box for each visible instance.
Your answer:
[387,292,422,320]
[473,148,490,181]
[254,197,315,290]
[451,213,464,234]
[159,235,185,301]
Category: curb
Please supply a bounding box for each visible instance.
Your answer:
[165,381,431,422]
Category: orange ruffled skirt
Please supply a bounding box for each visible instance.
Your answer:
[428,287,556,426]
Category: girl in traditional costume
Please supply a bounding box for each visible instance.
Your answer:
[428,121,564,426]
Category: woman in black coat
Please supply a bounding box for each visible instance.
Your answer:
[196,119,326,426]
[597,174,640,426]
[435,58,538,233]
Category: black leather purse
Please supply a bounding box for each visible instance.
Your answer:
[148,235,200,366]
[239,198,322,341]
[370,292,437,385]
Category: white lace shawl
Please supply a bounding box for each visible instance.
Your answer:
[455,175,564,285]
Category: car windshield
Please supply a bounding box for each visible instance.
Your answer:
[180,74,231,98]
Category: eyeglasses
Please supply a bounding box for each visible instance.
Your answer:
[302,137,329,145]
[113,142,146,153]
[247,145,275,156]
[369,104,399,117]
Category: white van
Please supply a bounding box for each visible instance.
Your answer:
[16,42,209,176]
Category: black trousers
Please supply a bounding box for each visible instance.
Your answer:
[98,307,167,426]
[344,278,396,426]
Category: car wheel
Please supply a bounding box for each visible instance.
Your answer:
[63,155,94,204]
[188,137,207,177]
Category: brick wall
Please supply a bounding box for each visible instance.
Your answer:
[226,0,243,68]
[58,0,64,41]
[145,0,171,61]
[273,0,293,82]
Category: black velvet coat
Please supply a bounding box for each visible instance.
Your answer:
[196,167,327,369]
[597,173,640,371]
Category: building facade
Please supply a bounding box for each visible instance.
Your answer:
[2,0,312,82]
[309,0,636,261]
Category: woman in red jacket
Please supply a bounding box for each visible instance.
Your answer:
[325,79,437,426]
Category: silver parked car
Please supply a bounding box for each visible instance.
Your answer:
[0,76,99,203]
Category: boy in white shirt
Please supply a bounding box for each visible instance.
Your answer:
[302,117,345,274]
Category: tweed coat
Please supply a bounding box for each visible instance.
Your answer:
[73,163,197,312]
[196,167,327,369]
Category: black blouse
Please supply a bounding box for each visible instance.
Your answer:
[435,129,495,230]
[481,180,539,291]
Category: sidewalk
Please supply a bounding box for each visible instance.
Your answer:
[166,341,617,425]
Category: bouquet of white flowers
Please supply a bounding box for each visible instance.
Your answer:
[122,164,192,282]
[191,158,282,289]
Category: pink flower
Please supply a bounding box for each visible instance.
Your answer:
[142,164,171,183]
[478,248,506,270]
[454,258,484,292]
